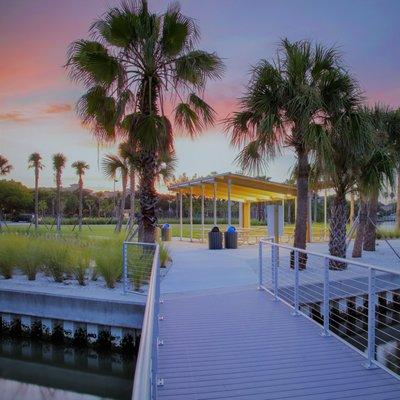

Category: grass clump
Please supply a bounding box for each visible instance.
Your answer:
[159,241,172,268]
[18,238,45,280]
[0,234,23,278]
[94,238,123,288]
[71,246,91,286]
[42,241,72,282]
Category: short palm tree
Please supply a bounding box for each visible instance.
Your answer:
[102,154,128,233]
[313,88,367,268]
[52,153,67,232]
[71,161,90,231]
[362,106,394,251]
[66,0,223,243]
[352,145,394,257]
[28,153,44,229]
[386,109,400,229]
[0,155,12,176]
[226,39,348,267]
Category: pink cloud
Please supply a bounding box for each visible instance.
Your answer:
[44,103,72,114]
[0,111,30,123]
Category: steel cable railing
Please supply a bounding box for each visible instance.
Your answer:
[126,242,161,400]
[259,238,400,379]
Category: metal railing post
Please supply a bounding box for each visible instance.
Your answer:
[364,267,377,369]
[292,250,299,315]
[272,244,279,301]
[123,242,128,294]
[258,241,263,289]
[321,257,330,337]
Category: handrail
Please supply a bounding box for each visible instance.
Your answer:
[259,238,399,275]
[131,242,160,400]
[259,239,400,381]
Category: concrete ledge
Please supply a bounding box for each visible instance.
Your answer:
[0,288,145,329]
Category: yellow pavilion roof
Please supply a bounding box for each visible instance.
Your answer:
[168,172,297,202]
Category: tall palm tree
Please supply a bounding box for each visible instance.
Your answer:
[352,146,394,257]
[102,154,128,233]
[28,153,43,229]
[226,39,348,267]
[0,155,12,176]
[118,142,140,228]
[71,161,90,231]
[66,0,223,243]
[52,153,67,232]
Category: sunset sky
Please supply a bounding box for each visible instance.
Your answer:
[1,0,399,191]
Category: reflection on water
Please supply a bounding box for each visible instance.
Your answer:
[0,338,135,400]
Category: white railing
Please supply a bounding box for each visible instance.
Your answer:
[127,242,161,400]
[259,238,400,379]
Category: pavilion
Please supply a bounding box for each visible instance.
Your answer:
[168,172,329,243]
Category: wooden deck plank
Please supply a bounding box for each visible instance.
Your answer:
[157,287,400,400]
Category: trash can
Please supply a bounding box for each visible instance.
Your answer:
[224,226,238,249]
[161,223,172,241]
[208,226,223,250]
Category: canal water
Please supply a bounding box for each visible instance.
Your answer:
[0,337,136,400]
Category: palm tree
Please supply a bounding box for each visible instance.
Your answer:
[52,153,67,232]
[118,142,140,228]
[28,153,43,229]
[66,0,223,243]
[386,109,400,229]
[314,89,367,269]
[363,106,394,251]
[102,154,128,233]
[226,39,348,267]
[0,155,12,176]
[352,146,395,257]
[71,161,90,231]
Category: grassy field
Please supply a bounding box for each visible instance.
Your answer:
[3,222,331,240]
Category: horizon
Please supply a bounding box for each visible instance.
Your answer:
[1,0,400,191]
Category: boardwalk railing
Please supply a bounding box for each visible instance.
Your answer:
[259,238,400,379]
[128,242,161,400]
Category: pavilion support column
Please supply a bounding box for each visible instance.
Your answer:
[243,201,251,229]
[189,186,193,242]
[201,185,205,243]
[306,193,313,243]
[213,182,217,226]
[281,198,285,227]
[227,179,232,226]
[179,190,183,241]
[239,201,243,228]
[324,189,328,238]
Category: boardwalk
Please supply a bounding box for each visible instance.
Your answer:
[155,241,400,400]
[157,287,400,399]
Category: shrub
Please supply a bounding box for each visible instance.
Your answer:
[42,241,72,282]
[128,245,154,291]
[19,238,45,280]
[71,247,91,286]
[0,235,21,278]
[94,239,123,288]
[159,241,172,268]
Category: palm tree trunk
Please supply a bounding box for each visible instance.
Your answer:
[56,175,61,233]
[34,167,39,229]
[292,147,310,269]
[329,190,347,269]
[116,176,127,233]
[138,150,157,243]
[352,197,367,258]
[129,170,136,228]
[78,177,83,231]
[396,165,400,230]
[364,194,378,251]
